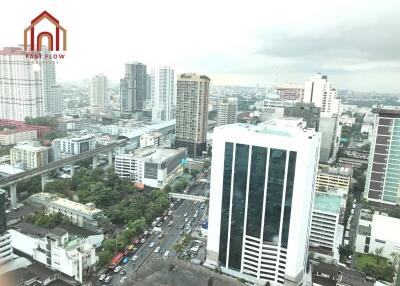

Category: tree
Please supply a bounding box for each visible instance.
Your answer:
[98,250,113,267]
[128,217,147,234]
[25,116,58,127]
[163,184,171,192]
[338,244,354,263]
[173,243,184,257]
[375,247,385,264]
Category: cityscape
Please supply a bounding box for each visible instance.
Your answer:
[1,1,400,286]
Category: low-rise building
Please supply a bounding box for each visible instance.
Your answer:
[0,127,37,145]
[310,191,346,262]
[140,132,164,148]
[115,147,186,188]
[9,223,98,283]
[316,165,352,194]
[28,193,112,234]
[52,134,96,160]
[355,212,400,258]
[10,141,50,170]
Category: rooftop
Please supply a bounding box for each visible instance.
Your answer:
[13,141,50,152]
[132,147,186,162]
[319,166,352,177]
[371,214,400,242]
[314,192,342,214]
[118,119,175,140]
[30,192,102,216]
[0,127,36,135]
[0,164,25,175]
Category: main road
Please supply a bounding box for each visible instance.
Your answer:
[97,176,210,286]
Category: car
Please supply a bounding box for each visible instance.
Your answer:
[99,274,107,281]
[185,217,189,223]
[140,238,146,244]
[114,266,122,273]
[104,275,112,283]
[183,212,188,217]
[194,213,198,218]
[170,203,174,208]
[149,242,155,248]
[122,257,129,264]
[133,239,140,245]
[158,232,164,239]
[156,221,163,227]
[120,269,127,275]
[186,228,192,235]
[132,255,139,261]
[154,246,161,253]
[164,250,170,258]
[120,276,127,283]
[201,204,205,209]
[143,230,149,237]
[194,201,198,205]
[156,217,162,222]
[185,224,191,230]
[168,220,173,226]
[151,221,157,227]
[164,216,169,221]
[168,210,173,216]
[180,224,185,229]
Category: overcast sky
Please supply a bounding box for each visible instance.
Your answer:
[1,0,399,92]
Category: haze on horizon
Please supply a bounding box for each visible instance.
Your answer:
[1,0,399,93]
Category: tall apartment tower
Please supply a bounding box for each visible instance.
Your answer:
[0,47,61,120]
[175,73,210,157]
[120,62,147,113]
[303,74,341,163]
[0,189,12,265]
[217,97,238,126]
[151,66,175,122]
[365,108,400,205]
[206,119,321,286]
[89,74,108,111]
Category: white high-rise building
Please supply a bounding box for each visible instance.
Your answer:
[89,74,108,111]
[0,47,61,120]
[217,97,238,126]
[151,66,174,122]
[304,74,340,116]
[206,118,321,286]
[304,74,341,163]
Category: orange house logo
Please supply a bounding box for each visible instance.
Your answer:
[24,11,67,52]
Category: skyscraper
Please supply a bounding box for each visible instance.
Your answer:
[206,119,321,285]
[0,47,61,120]
[89,74,108,111]
[217,97,238,126]
[120,62,147,113]
[365,107,400,205]
[151,66,174,122]
[303,74,341,163]
[175,73,210,157]
[283,102,320,131]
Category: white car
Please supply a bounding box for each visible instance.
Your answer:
[114,265,122,273]
[120,276,127,283]
[193,213,198,218]
[154,246,161,253]
[140,238,146,244]
[132,255,139,261]
[183,212,188,217]
[104,275,112,283]
[149,242,155,248]
[99,274,107,281]
[185,217,189,223]
[168,210,173,216]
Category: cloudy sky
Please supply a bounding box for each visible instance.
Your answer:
[1,0,399,92]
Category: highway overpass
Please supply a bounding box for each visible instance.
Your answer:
[0,139,127,208]
[168,192,208,202]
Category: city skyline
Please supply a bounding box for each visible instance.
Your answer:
[1,0,400,93]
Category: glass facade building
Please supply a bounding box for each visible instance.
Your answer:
[207,121,321,285]
[365,108,400,205]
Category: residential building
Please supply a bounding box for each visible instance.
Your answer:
[120,62,147,113]
[310,191,346,262]
[151,66,174,122]
[276,84,304,101]
[364,108,400,205]
[339,115,355,127]
[206,119,321,285]
[10,141,50,170]
[0,119,53,138]
[52,134,96,160]
[0,128,37,145]
[303,74,340,116]
[316,166,352,193]
[28,193,111,234]
[140,132,164,148]
[0,189,13,265]
[9,223,98,283]
[114,147,186,188]
[217,97,238,126]
[283,102,321,131]
[355,212,400,259]
[89,74,108,111]
[0,47,61,120]
[175,73,210,157]
[319,116,341,163]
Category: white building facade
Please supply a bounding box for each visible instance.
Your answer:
[217,97,238,126]
[52,134,96,160]
[10,141,50,170]
[0,47,61,120]
[151,66,175,122]
[89,74,108,111]
[206,120,321,285]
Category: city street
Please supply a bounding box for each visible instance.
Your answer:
[96,177,209,286]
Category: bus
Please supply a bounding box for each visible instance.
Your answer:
[108,252,124,270]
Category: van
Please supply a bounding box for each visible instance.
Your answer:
[163,250,170,258]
